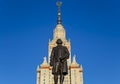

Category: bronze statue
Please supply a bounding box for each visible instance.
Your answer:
[50,39,69,84]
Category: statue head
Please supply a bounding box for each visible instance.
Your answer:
[56,39,63,44]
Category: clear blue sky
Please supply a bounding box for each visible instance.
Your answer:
[0,0,120,84]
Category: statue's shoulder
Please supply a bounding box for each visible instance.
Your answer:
[53,46,57,50]
[63,46,67,49]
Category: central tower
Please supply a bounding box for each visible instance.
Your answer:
[48,1,71,65]
[36,1,83,84]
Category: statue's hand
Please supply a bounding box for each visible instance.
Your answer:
[61,57,67,63]
[59,57,62,60]
[59,57,63,62]
[59,58,64,63]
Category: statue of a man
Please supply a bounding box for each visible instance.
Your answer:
[50,39,69,84]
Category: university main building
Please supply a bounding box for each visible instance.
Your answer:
[36,2,83,84]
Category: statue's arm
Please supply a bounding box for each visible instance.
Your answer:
[60,47,69,60]
[65,47,69,59]
[50,48,54,66]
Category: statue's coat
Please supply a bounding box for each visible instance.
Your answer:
[50,45,69,75]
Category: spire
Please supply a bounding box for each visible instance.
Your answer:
[71,55,79,67]
[43,57,47,64]
[70,55,79,68]
[37,65,39,70]
[72,55,77,64]
[81,65,83,70]
[40,56,49,68]
[56,1,62,24]
[52,1,67,40]
[41,56,48,65]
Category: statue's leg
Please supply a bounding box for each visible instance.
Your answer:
[54,74,58,84]
[60,74,64,84]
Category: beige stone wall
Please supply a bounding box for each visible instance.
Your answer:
[37,66,83,84]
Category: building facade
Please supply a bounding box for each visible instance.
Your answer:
[36,2,83,84]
